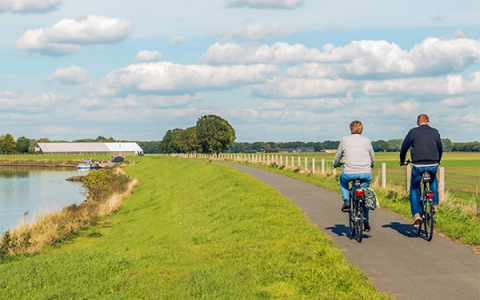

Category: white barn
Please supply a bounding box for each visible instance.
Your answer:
[36,142,143,155]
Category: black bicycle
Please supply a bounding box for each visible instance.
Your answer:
[402,160,436,241]
[348,178,366,242]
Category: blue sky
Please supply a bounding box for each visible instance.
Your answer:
[1,0,479,143]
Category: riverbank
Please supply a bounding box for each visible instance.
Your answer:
[0,156,389,299]
[0,166,137,256]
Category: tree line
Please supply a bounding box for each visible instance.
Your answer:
[1,127,479,155]
[228,138,463,153]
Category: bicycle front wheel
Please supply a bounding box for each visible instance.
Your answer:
[424,199,434,241]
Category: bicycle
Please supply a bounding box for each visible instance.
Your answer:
[336,163,366,242]
[402,160,436,241]
[348,178,366,242]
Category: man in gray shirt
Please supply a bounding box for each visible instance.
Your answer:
[333,120,375,231]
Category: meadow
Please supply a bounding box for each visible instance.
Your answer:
[0,156,390,299]
[218,152,480,204]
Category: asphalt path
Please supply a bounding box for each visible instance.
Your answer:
[219,163,480,300]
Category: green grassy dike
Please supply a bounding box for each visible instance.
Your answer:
[0,156,390,299]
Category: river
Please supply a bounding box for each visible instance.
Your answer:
[0,166,86,232]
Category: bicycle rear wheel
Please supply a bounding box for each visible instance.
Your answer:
[352,198,364,242]
[424,199,434,241]
[348,198,354,237]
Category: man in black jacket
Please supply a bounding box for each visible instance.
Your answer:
[400,114,443,226]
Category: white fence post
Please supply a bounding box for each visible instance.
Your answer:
[322,159,325,175]
[382,162,386,188]
[304,158,307,171]
[439,167,445,202]
[312,158,315,173]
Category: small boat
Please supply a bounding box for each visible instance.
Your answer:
[78,159,99,170]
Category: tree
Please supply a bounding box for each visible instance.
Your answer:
[174,127,200,153]
[95,136,116,142]
[16,136,31,153]
[159,128,183,153]
[195,115,236,155]
[1,134,16,154]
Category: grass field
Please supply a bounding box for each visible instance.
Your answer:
[219,152,480,203]
[0,156,390,299]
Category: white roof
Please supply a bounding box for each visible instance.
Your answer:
[37,142,143,153]
[105,142,143,152]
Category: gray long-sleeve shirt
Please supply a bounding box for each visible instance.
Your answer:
[333,134,375,174]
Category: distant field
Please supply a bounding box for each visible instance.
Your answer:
[230,152,480,201]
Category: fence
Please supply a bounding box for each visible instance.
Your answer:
[173,153,459,203]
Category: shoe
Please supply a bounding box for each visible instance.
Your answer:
[341,201,350,212]
[364,222,371,232]
[412,213,421,226]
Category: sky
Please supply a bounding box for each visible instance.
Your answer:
[0,0,479,143]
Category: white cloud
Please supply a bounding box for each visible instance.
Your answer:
[80,93,202,109]
[169,36,188,45]
[0,0,61,14]
[258,100,286,110]
[202,37,480,78]
[41,126,79,135]
[221,22,299,41]
[0,91,71,111]
[442,97,469,108]
[135,50,162,62]
[251,77,355,98]
[382,101,420,115]
[89,62,278,96]
[361,72,480,97]
[201,42,321,65]
[15,15,133,56]
[293,94,354,111]
[226,0,304,9]
[44,65,90,84]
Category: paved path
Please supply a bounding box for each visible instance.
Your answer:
[219,163,480,300]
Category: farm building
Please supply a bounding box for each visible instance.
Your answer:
[36,142,144,155]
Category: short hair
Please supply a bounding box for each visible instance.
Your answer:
[417,114,429,125]
[350,120,363,134]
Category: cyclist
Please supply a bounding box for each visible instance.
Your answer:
[333,120,375,231]
[400,114,443,226]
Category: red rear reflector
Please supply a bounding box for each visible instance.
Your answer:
[356,191,364,196]
[426,193,434,198]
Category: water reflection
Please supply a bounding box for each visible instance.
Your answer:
[0,166,85,232]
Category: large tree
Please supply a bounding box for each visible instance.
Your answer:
[16,136,31,154]
[1,133,16,154]
[195,115,235,155]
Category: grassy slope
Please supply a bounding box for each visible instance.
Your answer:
[0,156,390,299]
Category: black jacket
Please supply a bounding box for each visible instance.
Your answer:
[400,124,443,164]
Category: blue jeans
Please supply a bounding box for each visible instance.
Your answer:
[410,165,438,217]
[340,171,372,222]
